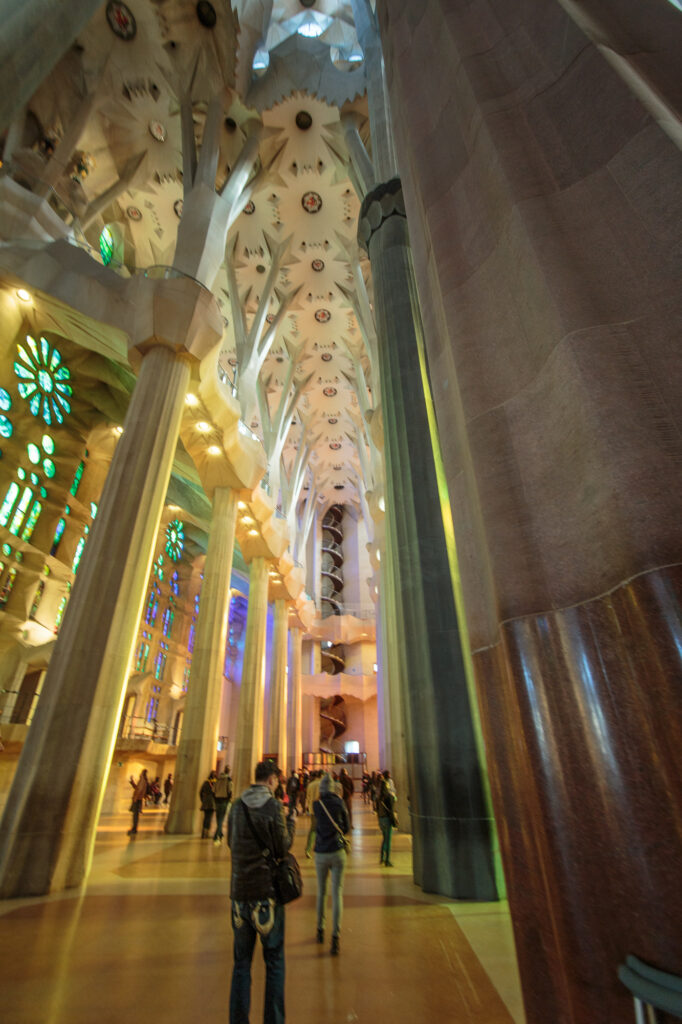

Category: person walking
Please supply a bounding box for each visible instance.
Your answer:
[377,770,397,867]
[199,769,217,838]
[285,771,299,817]
[163,773,173,804]
[213,765,232,844]
[339,767,354,828]
[313,773,350,956]
[127,769,148,837]
[228,760,295,1024]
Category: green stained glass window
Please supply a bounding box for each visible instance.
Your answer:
[9,486,32,535]
[0,415,12,438]
[50,517,66,556]
[42,434,55,454]
[162,605,174,638]
[71,536,85,574]
[0,484,20,527]
[70,461,85,496]
[0,388,11,411]
[0,567,17,608]
[30,472,39,486]
[14,336,72,425]
[39,487,48,498]
[43,459,56,479]
[1,542,11,557]
[165,519,184,562]
[17,467,26,481]
[27,443,40,464]
[21,501,42,542]
[99,226,114,266]
[54,590,68,632]
[90,502,98,519]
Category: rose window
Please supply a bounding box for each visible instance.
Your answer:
[165,519,185,562]
[14,336,72,425]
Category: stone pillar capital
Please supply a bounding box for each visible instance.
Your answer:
[357,177,406,251]
[126,275,223,369]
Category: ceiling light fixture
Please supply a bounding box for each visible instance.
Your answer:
[16,289,31,302]
[185,393,199,406]
[196,421,211,432]
[207,445,221,455]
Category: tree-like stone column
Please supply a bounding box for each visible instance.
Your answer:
[165,486,237,834]
[264,598,288,766]
[287,625,303,773]
[358,181,500,900]
[231,556,269,799]
[0,277,221,897]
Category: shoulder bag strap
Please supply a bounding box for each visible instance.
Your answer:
[240,799,273,861]
[318,796,346,838]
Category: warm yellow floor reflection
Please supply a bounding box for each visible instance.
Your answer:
[0,800,525,1024]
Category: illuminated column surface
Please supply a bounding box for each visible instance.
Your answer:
[166,486,237,834]
[265,597,288,768]
[0,278,220,897]
[231,556,269,799]
[287,625,303,773]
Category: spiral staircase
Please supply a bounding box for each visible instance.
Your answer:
[320,505,347,754]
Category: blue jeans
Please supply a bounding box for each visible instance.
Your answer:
[315,849,347,937]
[379,816,392,863]
[230,901,285,1024]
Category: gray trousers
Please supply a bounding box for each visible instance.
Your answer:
[315,849,347,937]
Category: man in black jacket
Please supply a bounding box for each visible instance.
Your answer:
[228,760,295,1024]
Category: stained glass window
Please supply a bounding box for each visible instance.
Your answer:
[0,567,18,608]
[54,583,70,632]
[170,571,179,596]
[188,616,196,654]
[145,582,160,626]
[70,460,85,496]
[71,525,89,574]
[99,226,114,266]
[0,483,20,527]
[135,630,152,672]
[154,643,168,682]
[9,487,32,535]
[50,517,66,556]
[165,519,184,561]
[30,579,45,619]
[0,415,12,438]
[0,389,11,411]
[161,605,174,638]
[42,434,55,454]
[14,335,72,425]
[183,660,191,692]
[21,500,42,542]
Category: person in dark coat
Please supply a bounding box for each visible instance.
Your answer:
[313,772,350,956]
[228,761,295,1024]
[199,770,217,838]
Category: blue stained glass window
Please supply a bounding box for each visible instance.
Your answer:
[188,616,196,654]
[162,605,174,639]
[170,571,179,596]
[51,517,66,555]
[0,389,11,411]
[153,643,168,682]
[0,415,12,438]
[145,583,160,627]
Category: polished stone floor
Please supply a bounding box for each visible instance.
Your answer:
[0,799,525,1024]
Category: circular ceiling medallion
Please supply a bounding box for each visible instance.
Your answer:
[301,191,323,214]
[106,1,136,40]
[311,258,325,272]
[244,200,256,215]
[315,308,331,323]
[126,205,142,221]
[265,313,276,324]
[295,110,313,131]
[196,1,217,28]
[256,264,266,274]
[174,198,184,219]
[327,417,338,424]
[323,386,337,398]
[329,442,342,451]
[321,352,332,362]
[148,120,167,142]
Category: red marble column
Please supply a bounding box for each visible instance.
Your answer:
[377,1,682,1020]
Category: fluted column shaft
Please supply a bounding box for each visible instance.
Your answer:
[265,598,288,767]
[360,186,499,899]
[231,557,269,798]
[0,344,190,897]
[166,486,237,834]
[286,626,303,773]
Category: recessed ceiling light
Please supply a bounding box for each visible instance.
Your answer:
[113,426,124,435]
[185,393,199,406]
[16,289,31,302]
[208,445,221,455]
[196,421,211,432]
[248,529,259,536]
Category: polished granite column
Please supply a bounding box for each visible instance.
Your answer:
[264,598,288,767]
[231,557,268,798]
[286,625,303,773]
[166,486,237,834]
[377,1,682,1018]
[359,182,498,899]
